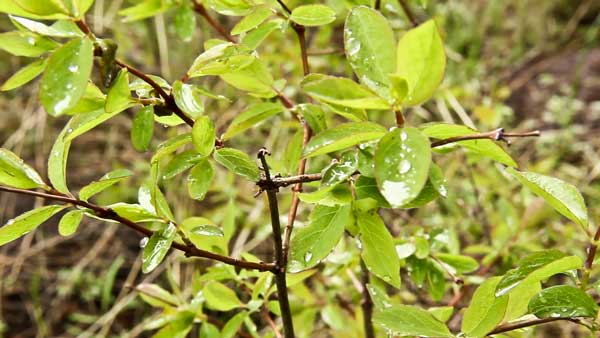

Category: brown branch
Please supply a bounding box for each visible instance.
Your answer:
[430,129,540,148]
[374,0,381,10]
[0,185,274,272]
[582,219,600,289]
[487,317,578,335]
[395,110,405,127]
[275,0,292,14]
[192,1,237,43]
[114,59,195,128]
[257,149,296,338]
[360,261,375,338]
[398,0,419,27]
[293,24,310,76]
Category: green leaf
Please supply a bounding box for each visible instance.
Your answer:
[163,150,203,180]
[374,304,453,337]
[222,311,248,338]
[374,127,431,207]
[320,152,358,188]
[389,75,409,103]
[223,102,284,140]
[118,0,170,22]
[9,16,83,37]
[298,184,353,206]
[301,74,390,109]
[213,148,260,182]
[231,6,271,35]
[151,133,192,164]
[0,31,58,56]
[142,222,177,273]
[187,159,214,200]
[528,285,598,319]
[495,250,582,297]
[151,311,194,338]
[288,205,352,273]
[356,208,401,288]
[290,5,336,27]
[421,123,517,167]
[395,19,446,106]
[0,148,46,189]
[136,283,179,307]
[461,277,508,338]
[241,19,282,49]
[174,5,195,42]
[172,81,204,118]
[131,106,154,152]
[11,0,69,16]
[1,58,46,91]
[354,176,390,207]
[180,217,227,254]
[48,123,71,194]
[58,209,83,236]
[436,253,479,274]
[109,203,163,223]
[205,0,253,16]
[508,168,588,228]
[296,103,327,134]
[79,169,133,201]
[204,281,242,311]
[105,68,133,114]
[39,37,94,116]
[0,205,65,246]
[283,129,303,175]
[503,281,541,322]
[303,122,386,158]
[344,6,396,101]
[220,58,276,98]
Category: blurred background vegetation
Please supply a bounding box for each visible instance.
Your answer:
[0,0,598,337]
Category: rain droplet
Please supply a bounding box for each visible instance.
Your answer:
[68,65,79,73]
[304,251,312,263]
[398,160,411,174]
[6,219,14,225]
[66,128,73,133]
[27,37,35,45]
[139,237,149,248]
[400,132,408,141]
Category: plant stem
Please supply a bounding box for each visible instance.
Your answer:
[114,59,195,127]
[430,129,540,148]
[192,1,236,43]
[360,261,375,338]
[292,24,310,76]
[395,109,405,127]
[398,0,419,27]
[488,317,578,335]
[0,185,274,271]
[374,0,381,10]
[582,221,600,289]
[258,149,296,338]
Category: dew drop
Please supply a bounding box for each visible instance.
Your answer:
[27,37,35,45]
[68,64,79,73]
[66,128,73,133]
[398,160,411,174]
[139,237,149,248]
[6,219,14,225]
[400,132,408,141]
[304,251,312,263]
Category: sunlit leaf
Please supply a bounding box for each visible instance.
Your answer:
[187,159,214,201]
[58,209,83,236]
[172,81,204,118]
[301,74,389,109]
[105,68,134,114]
[0,58,46,91]
[290,4,336,27]
[231,6,271,35]
[142,222,177,273]
[79,169,133,201]
[0,31,58,57]
[213,148,259,181]
[204,281,242,311]
[461,277,508,338]
[0,148,46,189]
[192,116,215,156]
[303,122,386,158]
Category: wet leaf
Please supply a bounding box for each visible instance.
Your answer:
[231,6,271,35]
[151,311,194,338]
[303,122,386,158]
[0,31,58,56]
[39,37,94,116]
[109,203,163,223]
[528,285,598,319]
[204,281,242,311]
[172,81,204,118]
[48,123,71,194]
[436,253,479,274]
[374,127,431,207]
[508,168,588,228]
[142,222,177,273]
[163,150,203,180]
[0,205,65,246]
[79,169,133,201]
[0,148,47,189]
[105,68,133,114]
[344,6,395,101]
[320,152,358,188]
[495,250,582,297]
[288,205,352,273]
[151,133,192,164]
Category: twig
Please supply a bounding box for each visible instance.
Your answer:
[398,0,419,27]
[430,129,540,148]
[374,0,381,10]
[114,59,195,127]
[430,255,464,285]
[487,317,579,335]
[0,185,274,272]
[395,110,405,127]
[257,148,296,338]
[293,24,310,76]
[275,0,292,14]
[192,1,236,43]
[257,173,322,190]
[360,261,375,338]
[582,220,600,289]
